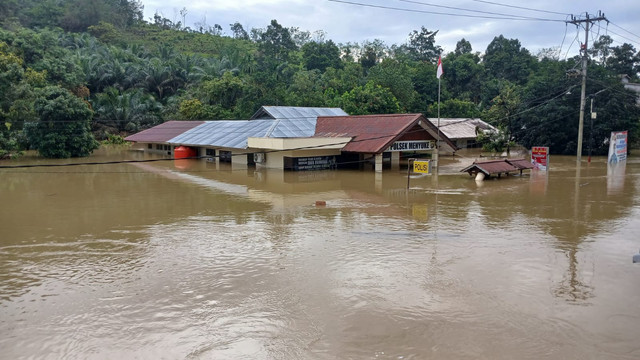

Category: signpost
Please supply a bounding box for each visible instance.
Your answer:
[531,146,549,171]
[413,160,431,174]
[608,131,627,164]
[407,159,431,189]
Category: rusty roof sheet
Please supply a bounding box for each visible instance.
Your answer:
[315,114,423,153]
[460,159,519,175]
[506,158,534,170]
[124,121,204,143]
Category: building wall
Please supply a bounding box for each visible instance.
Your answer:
[133,142,173,156]
[257,149,343,170]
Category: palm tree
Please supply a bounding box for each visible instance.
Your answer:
[92,87,162,133]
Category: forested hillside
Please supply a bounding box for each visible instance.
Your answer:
[1,0,639,158]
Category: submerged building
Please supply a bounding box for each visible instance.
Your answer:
[426,118,497,149]
[125,106,458,172]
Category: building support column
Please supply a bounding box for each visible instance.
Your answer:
[375,153,383,173]
[231,150,248,170]
[391,152,400,171]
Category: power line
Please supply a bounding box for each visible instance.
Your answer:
[327,0,563,22]
[609,21,640,42]
[468,0,570,16]
[592,23,640,47]
[395,0,555,20]
[0,129,420,170]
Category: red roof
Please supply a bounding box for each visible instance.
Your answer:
[125,121,204,143]
[460,158,533,175]
[506,158,534,170]
[315,114,457,153]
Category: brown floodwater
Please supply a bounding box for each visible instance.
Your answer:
[1,147,639,359]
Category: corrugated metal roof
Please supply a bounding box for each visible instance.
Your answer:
[124,121,204,142]
[461,158,533,176]
[251,106,348,120]
[427,118,496,140]
[315,114,458,153]
[266,118,317,138]
[314,114,422,153]
[461,160,519,175]
[169,120,274,149]
[506,158,534,170]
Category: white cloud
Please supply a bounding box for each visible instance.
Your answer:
[140,0,640,55]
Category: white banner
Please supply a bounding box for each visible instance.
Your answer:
[387,140,434,152]
[608,131,627,164]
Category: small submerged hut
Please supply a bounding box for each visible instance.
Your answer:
[461,158,534,181]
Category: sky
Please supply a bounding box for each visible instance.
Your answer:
[141,0,640,57]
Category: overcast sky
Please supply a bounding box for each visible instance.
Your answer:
[141,0,640,58]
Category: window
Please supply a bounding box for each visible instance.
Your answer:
[206,148,215,156]
[148,144,152,149]
[219,150,232,163]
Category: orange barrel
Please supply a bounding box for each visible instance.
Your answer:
[174,146,197,159]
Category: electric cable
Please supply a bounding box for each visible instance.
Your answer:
[0,127,432,170]
[327,0,564,22]
[609,21,640,42]
[395,0,554,20]
[468,0,570,16]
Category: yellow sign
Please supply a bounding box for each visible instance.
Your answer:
[413,160,430,174]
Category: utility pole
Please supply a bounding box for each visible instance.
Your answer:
[567,11,608,162]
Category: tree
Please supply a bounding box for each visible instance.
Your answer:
[443,52,483,102]
[406,27,442,62]
[178,99,216,120]
[230,22,249,40]
[337,82,400,115]
[285,69,326,107]
[93,87,162,133]
[590,35,613,66]
[367,59,417,111]
[483,35,536,85]
[454,38,472,56]
[483,82,522,155]
[607,43,640,78]
[301,40,342,72]
[359,39,387,70]
[25,86,99,158]
[513,63,640,155]
[428,99,481,118]
[258,19,296,62]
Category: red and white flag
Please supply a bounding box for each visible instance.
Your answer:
[436,55,443,79]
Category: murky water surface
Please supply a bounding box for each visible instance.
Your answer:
[1,148,639,359]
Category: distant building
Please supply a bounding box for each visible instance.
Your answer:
[426,118,497,149]
[621,75,640,105]
[125,107,458,172]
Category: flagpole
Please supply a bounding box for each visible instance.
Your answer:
[435,54,442,176]
[435,76,440,176]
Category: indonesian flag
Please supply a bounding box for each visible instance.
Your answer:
[436,55,443,79]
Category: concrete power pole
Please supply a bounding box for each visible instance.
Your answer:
[567,12,608,162]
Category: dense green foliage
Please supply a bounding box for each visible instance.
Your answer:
[25,86,99,158]
[1,0,639,158]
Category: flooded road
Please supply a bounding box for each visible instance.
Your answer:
[1,147,640,359]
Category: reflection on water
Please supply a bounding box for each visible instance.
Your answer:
[1,148,640,359]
